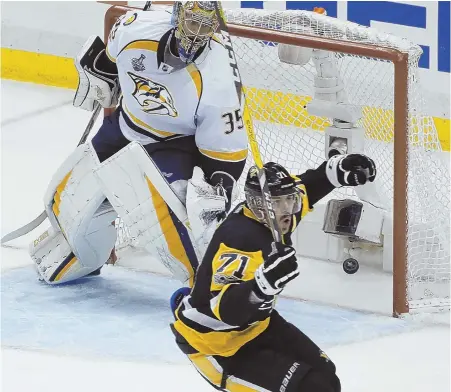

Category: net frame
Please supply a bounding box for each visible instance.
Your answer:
[103,4,436,317]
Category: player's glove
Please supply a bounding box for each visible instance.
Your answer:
[326,153,376,187]
[255,242,299,296]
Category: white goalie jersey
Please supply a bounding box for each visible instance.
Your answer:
[106,10,248,164]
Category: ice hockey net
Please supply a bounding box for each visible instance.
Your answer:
[104,5,450,316]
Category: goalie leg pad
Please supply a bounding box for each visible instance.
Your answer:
[35,143,117,283]
[94,141,199,286]
[30,204,116,285]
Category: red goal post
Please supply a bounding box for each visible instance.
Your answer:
[103,4,447,317]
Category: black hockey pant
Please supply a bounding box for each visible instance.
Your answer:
[178,311,341,392]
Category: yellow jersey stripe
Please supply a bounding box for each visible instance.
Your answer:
[105,46,116,63]
[298,183,311,218]
[123,103,177,137]
[187,64,203,99]
[120,40,158,54]
[199,148,248,162]
[242,206,259,222]
[173,317,270,357]
[146,176,195,287]
[211,284,233,321]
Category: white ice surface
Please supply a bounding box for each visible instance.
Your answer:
[1,80,450,392]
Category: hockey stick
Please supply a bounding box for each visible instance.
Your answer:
[1,103,102,245]
[213,4,283,243]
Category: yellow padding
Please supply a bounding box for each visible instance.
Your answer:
[145,175,195,287]
[53,171,72,217]
[1,48,78,89]
[245,86,450,152]
[52,203,59,217]
[1,48,449,151]
[434,117,450,151]
[54,256,78,282]
[245,87,328,131]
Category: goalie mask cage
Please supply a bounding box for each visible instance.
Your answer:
[104,5,450,317]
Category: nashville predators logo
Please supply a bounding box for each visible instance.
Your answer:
[128,72,178,117]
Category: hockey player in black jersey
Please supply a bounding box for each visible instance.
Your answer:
[170,153,376,392]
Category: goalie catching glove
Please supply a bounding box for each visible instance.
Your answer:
[73,35,119,111]
[255,242,299,296]
[326,153,376,187]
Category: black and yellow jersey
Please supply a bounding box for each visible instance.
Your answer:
[171,162,334,357]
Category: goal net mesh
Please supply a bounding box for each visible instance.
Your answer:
[114,7,450,312]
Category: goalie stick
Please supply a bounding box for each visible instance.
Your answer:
[213,3,283,244]
[1,102,102,245]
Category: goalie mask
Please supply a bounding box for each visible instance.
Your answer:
[172,1,219,63]
[244,163,302,234]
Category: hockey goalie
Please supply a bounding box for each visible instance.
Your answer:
[29,2,247,288]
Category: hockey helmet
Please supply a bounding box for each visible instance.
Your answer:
[172,1,219,63]
[244,162,302,223]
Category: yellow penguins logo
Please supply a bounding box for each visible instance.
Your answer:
[128,72,178,117]
[123,13,137,26]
